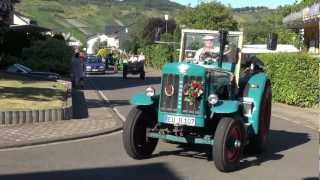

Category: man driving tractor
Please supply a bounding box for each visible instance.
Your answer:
[194,35,219,62]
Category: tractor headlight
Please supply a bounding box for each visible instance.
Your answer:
[208,94,219,105]
[145,87,155,97]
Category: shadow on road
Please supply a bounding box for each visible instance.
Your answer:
[72,89,88,119]
[0,163,181,180]
[150,130,311,171]
[84,75,161,91]
[302,177,319,180]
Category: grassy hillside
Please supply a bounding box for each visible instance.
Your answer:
[233,9,275,25]
[16,0,183,43]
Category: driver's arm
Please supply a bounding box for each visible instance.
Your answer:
[194,48,203,62]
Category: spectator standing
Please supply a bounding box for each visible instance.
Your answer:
[71,52,85,89]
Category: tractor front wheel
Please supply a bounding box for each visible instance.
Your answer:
[213,117,245,172]
[122,107,158,159]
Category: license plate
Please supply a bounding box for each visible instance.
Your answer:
[166,115,195,126]
[92,69,98,71]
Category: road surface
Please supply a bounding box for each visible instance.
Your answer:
[0,73,318,180]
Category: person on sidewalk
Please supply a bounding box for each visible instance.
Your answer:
[71,52,85,89]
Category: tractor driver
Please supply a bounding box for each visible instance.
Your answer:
[194,35,219,63]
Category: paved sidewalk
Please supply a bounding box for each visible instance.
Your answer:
[0,83,123,149]
[272,103,319,131]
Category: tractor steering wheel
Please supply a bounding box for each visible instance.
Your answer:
[200,52,219,64]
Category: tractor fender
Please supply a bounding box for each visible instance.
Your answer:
[130,92,159,106]
[211,100,240,114]
[242,72,270,135]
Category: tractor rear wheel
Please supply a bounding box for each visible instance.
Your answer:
[140,71,145,80]
[213,117,245,172]
[122,107,158,159]
[249,82,272,153]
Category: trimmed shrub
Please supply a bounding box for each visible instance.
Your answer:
[257,53,319,107]
[140,44,174,69]
[22,38,73,75]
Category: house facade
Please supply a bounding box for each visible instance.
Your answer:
[283,3,320,54]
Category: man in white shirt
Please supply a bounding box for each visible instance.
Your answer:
[138,52,145,62]
[194,35,220,63]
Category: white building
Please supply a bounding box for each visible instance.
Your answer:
[86,34,120,55]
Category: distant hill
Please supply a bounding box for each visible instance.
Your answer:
[16,0,280,44]
[16,0,183,43]
[232,7,274,25]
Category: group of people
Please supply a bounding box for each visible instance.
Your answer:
[127,52,145,63]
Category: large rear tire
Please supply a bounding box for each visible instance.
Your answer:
[122,107,158,159]
[213,117,245,172]
[248,82,272,153]
[123,64,128,79]
[140,71,145,80]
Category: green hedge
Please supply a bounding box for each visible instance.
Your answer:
[140,44,174,69]
[257,53,319,107]
[22,38,73,75]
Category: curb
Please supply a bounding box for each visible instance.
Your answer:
[0,81,124,150]
[0,124,122,150]
[0,82,73,126]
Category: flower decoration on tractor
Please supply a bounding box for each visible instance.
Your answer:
[183,80,204,105]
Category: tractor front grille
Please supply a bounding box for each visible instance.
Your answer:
[182,76,202,114]
[160,74,179,112]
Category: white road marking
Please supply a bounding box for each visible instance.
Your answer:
[88,79,127,122]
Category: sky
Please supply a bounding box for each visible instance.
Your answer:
[172,0,298,8]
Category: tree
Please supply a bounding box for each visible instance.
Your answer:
[142,17,177,43]
[176,1,238,31]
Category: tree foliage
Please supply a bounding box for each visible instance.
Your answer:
[142,17,177,43]
[22,38,73,75]
[176,1,238,31]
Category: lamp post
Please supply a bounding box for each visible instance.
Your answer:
[164,14,169,34]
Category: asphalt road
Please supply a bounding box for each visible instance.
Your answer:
[0,73,318,180]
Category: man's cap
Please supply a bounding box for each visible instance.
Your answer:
[203,35,215,41]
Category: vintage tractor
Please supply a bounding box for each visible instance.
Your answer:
[122,29,272,172]
[122,60,145,80]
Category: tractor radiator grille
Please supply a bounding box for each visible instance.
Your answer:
[182,76,202,114]
[160,74,179,112]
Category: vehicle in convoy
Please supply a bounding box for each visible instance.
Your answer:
[122,29,272,172]
[122,55,145,80]
[85,56,106,74]
[6,64,61,81]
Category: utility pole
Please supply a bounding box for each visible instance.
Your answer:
[164,14,169,34]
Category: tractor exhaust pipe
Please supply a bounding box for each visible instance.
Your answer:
[218,30,228,68]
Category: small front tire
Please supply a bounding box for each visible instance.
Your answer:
[122,107,158,159]
[213,117,245,172]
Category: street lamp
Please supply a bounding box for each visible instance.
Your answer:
[164,14,169,34]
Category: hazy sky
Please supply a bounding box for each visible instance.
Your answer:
[172,0,297,8]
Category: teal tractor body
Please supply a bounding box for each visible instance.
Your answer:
[123,29,272,172]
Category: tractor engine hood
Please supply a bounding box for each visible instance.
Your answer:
[162,63,206,76]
